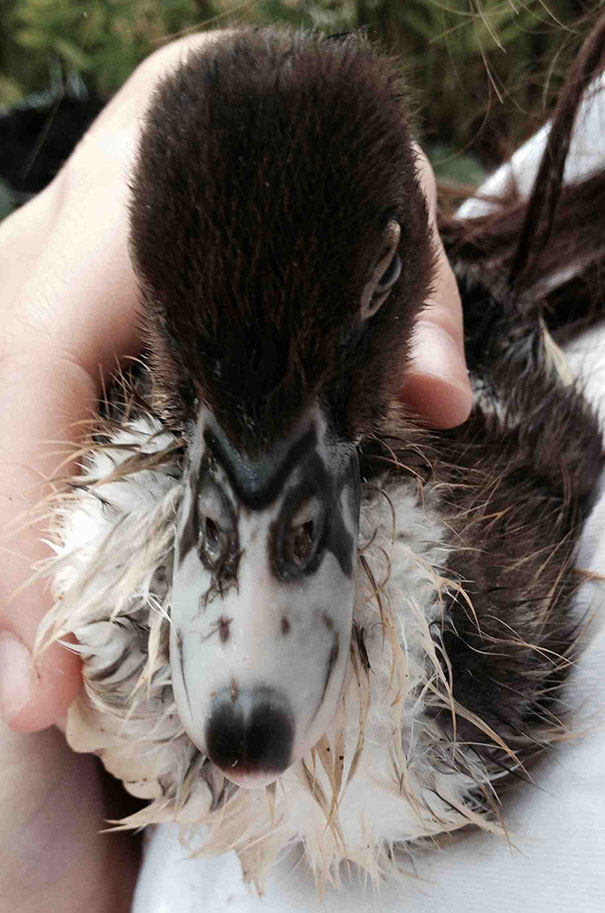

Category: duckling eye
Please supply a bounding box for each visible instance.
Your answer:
[284,521,315,567]
[272,498,325,580]
[360,219,402,320]
[375,253,401,295]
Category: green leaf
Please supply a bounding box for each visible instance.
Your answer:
[52,36,92,71]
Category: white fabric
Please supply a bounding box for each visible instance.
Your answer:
[457,72,605,219]
[132,79,605,913]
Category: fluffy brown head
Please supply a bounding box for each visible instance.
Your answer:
[130,28,432,452]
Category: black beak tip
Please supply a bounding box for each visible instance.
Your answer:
[205,686,294,778]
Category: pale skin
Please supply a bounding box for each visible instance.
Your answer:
[0,32,473,913]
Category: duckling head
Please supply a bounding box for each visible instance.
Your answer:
[129,29,433,787]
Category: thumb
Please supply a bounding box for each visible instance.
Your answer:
[0,353,98,731]
[0,175,138,731]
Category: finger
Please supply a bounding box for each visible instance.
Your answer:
[402,332,473,429]
[402,235,473,428]
[402,148,473,428]
[0,354,102,731]
[0,140,139,732]
[0,30,226,732]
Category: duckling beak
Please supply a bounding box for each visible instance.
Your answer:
[170,406,359,788]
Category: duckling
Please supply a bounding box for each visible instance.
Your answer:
[41,28,603,892]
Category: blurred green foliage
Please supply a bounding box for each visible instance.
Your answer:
[0,0,204,99]
[0,0,603,179]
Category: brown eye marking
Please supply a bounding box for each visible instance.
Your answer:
[284,520,315,568]
[271,488,326,582]
[205,516,220,549]
[281,616,291,636]
[318,635,340,706]
[200,514,223,566]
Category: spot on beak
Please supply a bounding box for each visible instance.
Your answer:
[218,615,232,643]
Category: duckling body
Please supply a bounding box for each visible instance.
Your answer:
[42,28,603,891]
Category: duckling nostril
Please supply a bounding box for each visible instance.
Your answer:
[205,687,294,780]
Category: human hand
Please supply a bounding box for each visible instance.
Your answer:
[0,721,140,913]
[0,31,472,738]
[0,38,213,913]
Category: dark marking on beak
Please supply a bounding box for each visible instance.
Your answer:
[199,617,232,644]
[322,611,334,631]
[205,686,294,777]
[179,466,200,560]
[218,615,232,643]
[178,453,241,606]
[204,426,317,510]
[318,633,340,708]
[281,616,291,636]
[270,449,360,582]
[174,628,191,712]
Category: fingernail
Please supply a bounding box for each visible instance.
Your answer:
[0,633,35,723]
[407,322,471,391]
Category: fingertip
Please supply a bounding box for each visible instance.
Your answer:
[402,321,473,428]
[0,631,81,732]
[401,372,473,429]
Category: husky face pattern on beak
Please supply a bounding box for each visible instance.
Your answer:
[170,406,360,788]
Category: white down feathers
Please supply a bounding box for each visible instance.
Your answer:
[41,413,502,892]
